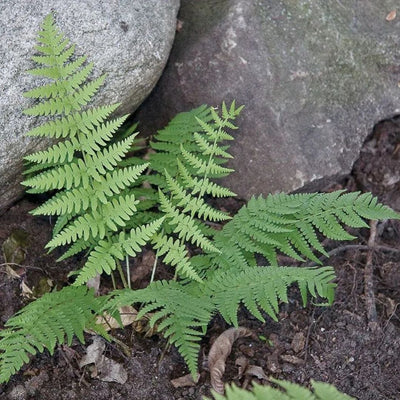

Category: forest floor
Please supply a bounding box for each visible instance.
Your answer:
[0,118,400,400]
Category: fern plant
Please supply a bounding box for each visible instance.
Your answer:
[1,13,399,387]
[205,379,355,400]
[21,13,163,286]
[107,190,398,377]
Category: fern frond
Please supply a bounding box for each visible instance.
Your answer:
[0,286,109,384]
[107,281,214,377]
[206,380,355,400]
[212,191,400,269]
[205,266,335,326]
[22,158,89,192]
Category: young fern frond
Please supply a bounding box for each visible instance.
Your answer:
[22,13,161,283]
[207,380,355,400]
[0,287,109,384]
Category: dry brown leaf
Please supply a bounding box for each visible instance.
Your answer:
[96,305,137,331]
[244,365,268,380]
[235,356,249,378]
[386,10,396,21]
[208,327,254,394]
[21,280,34,298]
[79,337,127,384]
[290,331,305,353]
[170,373,199,388]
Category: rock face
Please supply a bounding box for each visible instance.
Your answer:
[0,0,179,213]
[134,0,400,199]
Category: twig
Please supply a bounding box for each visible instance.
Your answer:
[304,244,400,267]
[365,220,378,330]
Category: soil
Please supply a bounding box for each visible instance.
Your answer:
[1,118,400,400]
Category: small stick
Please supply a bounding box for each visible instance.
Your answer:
[365,220,378,330]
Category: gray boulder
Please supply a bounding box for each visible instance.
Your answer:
[0,0,179,213]
[134,0,400,199]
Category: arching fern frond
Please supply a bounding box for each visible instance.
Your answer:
[211,191,400,269]
[0,286,109,384]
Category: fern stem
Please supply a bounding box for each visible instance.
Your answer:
[111,271,117,290]
[116,260,129,288]
[150,253,159,284]
[126,255,131,289]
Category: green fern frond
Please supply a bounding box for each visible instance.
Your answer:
[107,281,214,377]
[0,286,109,384]
[158,189,220,252]
[206,380,355,400]
[205,266,335,326]
[212,191,400,269]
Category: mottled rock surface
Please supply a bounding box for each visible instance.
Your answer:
[134,0,400,199]
[0,0,179,213]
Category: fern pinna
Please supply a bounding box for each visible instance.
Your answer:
[21,14,162,285]
[206,379,355,400]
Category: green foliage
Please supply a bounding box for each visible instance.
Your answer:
[21,13,161,284]
[2,13,399,386]
[205,379,355,400]
[0,286,108,384]
[146,102,243,282]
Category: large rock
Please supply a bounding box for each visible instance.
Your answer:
[134,0,400,199]
[0,0,180,214]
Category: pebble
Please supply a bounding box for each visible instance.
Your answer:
[8,384,27,400]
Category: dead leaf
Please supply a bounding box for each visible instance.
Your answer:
[244,365,268,380]
[208,327,254,394]
[170,373,199,388]
[86,274,101,295]
[291,331,305,353]
[96,305,137,331]
[131,250,156,285]
[386,10,396,21]
[21,280,34,298]
[79,336,127,384]
[235,356,249,378]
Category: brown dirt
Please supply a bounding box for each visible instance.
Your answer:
[1,118,400,399]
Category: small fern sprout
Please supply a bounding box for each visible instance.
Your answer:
[21,13,163,286]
